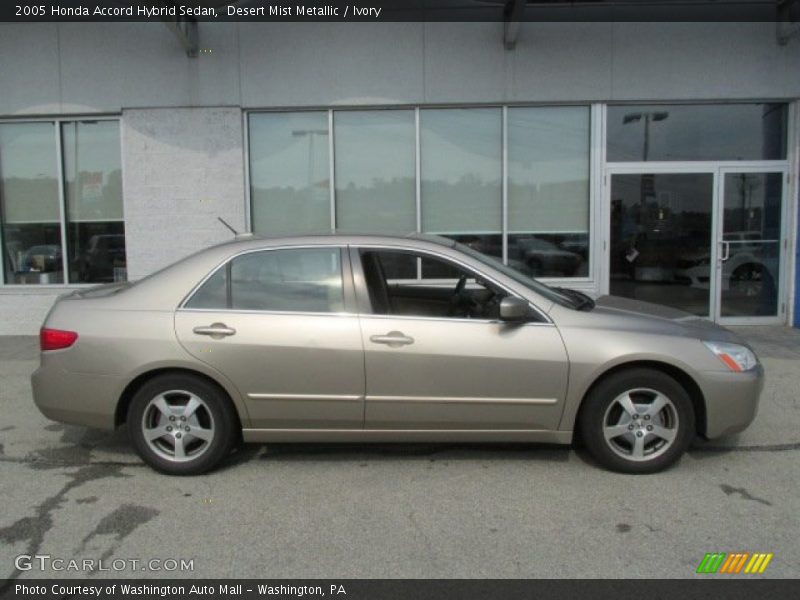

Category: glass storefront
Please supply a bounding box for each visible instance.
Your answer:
[606,103,789,322]
[248,105,592,279]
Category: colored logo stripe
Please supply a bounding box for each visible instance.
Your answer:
[697,552,773,574]
[697,553,726,573]
[744,553,774,574]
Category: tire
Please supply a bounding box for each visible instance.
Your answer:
[578,368,695,474]
[128,374,237,475]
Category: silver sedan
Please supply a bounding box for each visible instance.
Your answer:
[32,234,763,475]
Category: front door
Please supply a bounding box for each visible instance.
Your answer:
[606,168,788,323]
[353,247,569,431]
[716,169,787,323]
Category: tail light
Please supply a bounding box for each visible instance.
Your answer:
[40,328,78,351]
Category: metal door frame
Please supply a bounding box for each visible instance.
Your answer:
[602,162,790,324]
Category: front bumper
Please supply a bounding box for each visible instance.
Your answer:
[699,363,764,439]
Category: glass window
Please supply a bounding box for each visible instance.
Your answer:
[0,123,62,285]
[62,121,126,283]
[507,107,590,277]
[249,112,331,236]
[607,103,788,162]
[230,248,343,313]
[185,266,228,310]
[334,110,415,233]
[359,248,507,320]
[420,108,502,261]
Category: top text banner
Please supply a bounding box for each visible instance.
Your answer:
[2,0,793,22]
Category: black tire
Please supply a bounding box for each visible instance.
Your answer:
[128,374,237,475]
[578,368,695,474]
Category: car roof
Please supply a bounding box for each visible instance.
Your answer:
[221,231,459,249]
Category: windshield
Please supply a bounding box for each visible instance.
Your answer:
[454,242,580,309]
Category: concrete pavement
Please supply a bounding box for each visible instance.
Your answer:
[1,328,799,580]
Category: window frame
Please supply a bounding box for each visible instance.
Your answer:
[0,115,124,288]
[348,243,552,324]
[179,244,358,316]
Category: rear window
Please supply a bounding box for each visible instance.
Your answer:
[185,247,344,313]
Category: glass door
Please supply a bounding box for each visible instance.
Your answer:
[716,169,787,323]
[608,171,716,317]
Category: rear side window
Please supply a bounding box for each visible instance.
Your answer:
[185,247,344,313]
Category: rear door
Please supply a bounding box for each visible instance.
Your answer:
[352,247,569,431]
[174,246,365,429]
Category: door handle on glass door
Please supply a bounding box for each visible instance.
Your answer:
[720,241,730,262]
[369,331,415,347]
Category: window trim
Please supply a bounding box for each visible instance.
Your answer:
[0,115,124,289]
[178,244,358,316]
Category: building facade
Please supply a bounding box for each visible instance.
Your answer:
[0,21,798,334]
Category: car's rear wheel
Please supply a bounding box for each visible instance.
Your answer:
[128,374,236,475]
[579,368,695,474]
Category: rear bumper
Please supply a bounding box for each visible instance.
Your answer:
[699,364,764,439]
[31,355,121,431]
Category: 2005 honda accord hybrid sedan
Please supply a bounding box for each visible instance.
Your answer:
[32,233,763,475]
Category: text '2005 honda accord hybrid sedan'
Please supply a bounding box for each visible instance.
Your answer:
[32,233,764,475]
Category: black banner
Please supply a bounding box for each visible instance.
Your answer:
[2,579,800,600]
[2,0,798,23]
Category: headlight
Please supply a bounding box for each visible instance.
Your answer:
[703,341,758,372]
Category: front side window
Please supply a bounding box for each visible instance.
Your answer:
[186,247,344,314]
[359,249,509,321]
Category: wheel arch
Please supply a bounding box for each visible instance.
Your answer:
[572,360,707,439]
[115,367,245,433]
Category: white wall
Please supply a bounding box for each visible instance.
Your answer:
[1,21,799,117]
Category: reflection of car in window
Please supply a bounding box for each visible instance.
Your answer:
[510,237,582,277]
[675,231,777,299]
[75,234,126,283]
[21,244,62,273]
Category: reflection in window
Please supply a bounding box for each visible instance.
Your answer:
[249,112,331,236]
[0,123,62,285]
[334,110,415,233]
[62,121,126,283]
[607,103,788,162]
[507,107,590,277]
[720,172,783,317]
[420,108,502,263]
[230,248,343,313]
[609,173,714,316]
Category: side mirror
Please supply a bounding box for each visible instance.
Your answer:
[499,296,529,322]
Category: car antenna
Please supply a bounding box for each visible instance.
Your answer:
[217,217,239,236]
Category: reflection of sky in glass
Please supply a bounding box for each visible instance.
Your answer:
[420,108,501,234]
[508,107,589,234]
[249,112,329,190]
[607,104,787,162]
[334,110,415,233]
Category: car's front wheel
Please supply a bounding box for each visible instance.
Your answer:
[578,368,695,474]
[128,374,237,475]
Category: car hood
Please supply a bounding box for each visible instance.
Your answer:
[590,295,746,344]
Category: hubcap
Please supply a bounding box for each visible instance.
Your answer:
[602,388,679,462]
[141,390,214,462]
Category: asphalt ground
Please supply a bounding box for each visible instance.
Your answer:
[1,327,799,580]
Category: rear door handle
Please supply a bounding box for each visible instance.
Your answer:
[193,323,236,338]
[369,331,414,347]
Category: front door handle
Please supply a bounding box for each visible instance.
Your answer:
[369,331,414,348]
[193,323,236,339]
